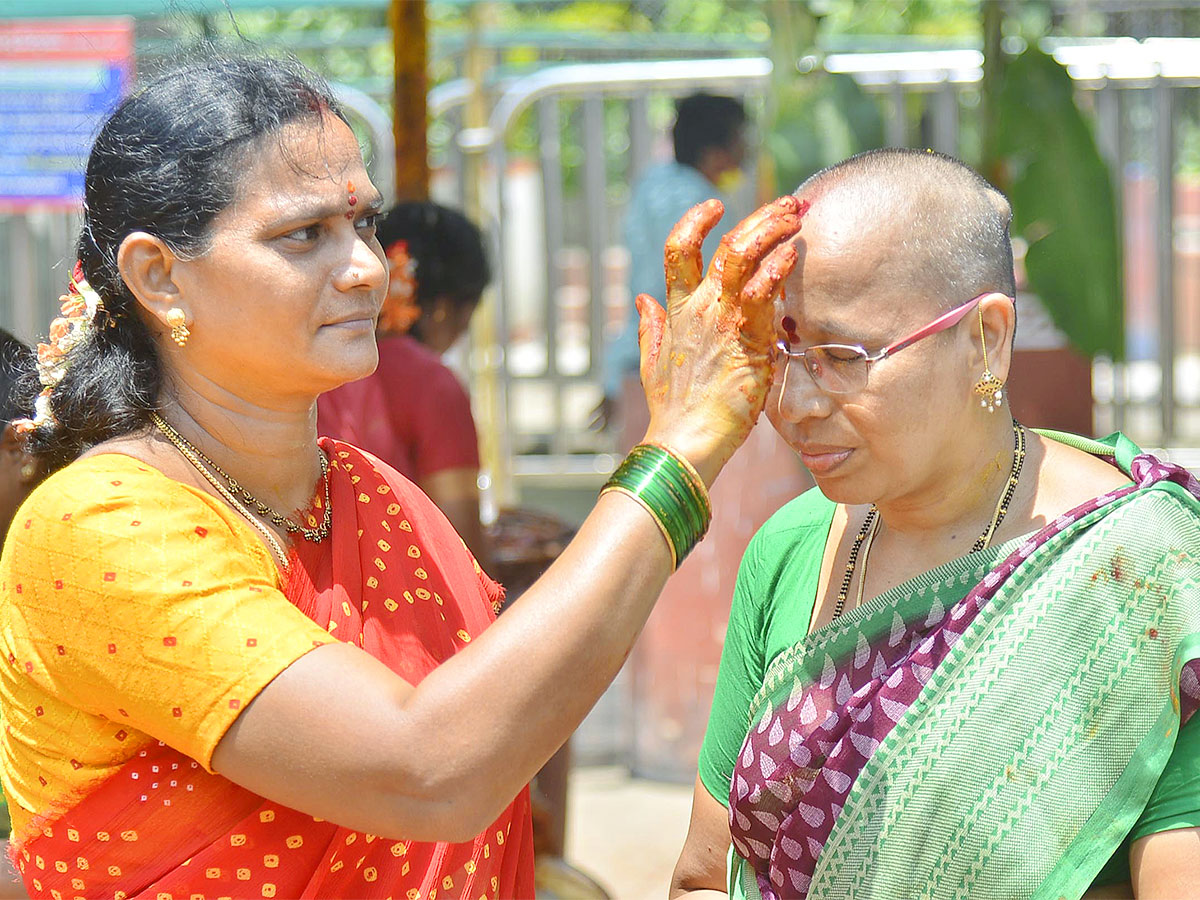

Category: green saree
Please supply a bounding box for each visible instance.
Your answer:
[707,432,1200,899]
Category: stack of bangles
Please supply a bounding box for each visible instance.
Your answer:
[600,442,713,570]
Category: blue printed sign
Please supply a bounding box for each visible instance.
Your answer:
[0,19,133,210]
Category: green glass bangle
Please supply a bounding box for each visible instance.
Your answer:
[622,445,710,542]
[622,458,705,552]
[600,443,712,570]
[643,442,712,520]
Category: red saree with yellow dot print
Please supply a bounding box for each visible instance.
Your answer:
[3,441,534,899]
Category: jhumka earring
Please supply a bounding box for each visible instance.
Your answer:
[973,307,1004,413]
[166,308,190,348]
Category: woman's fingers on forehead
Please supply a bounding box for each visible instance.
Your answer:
[719,195,804,245]
[717,211,803,297]
[737,242,799,346]
[740,241,799,309]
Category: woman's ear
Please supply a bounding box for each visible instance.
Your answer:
[972,293,1016,385]
[116,232,189,333]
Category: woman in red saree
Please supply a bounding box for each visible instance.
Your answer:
[0,55,804,899]
[318,202,491,562]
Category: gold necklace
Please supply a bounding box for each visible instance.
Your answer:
[150,413,332,566]
[834,422,1025,620]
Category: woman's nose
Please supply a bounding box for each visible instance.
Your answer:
[775,357,833,423]
[337,231,388,293]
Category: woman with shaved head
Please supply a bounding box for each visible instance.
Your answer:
[674,148,1200,900]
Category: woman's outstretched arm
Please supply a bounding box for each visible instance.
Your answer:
[212,196,805,842]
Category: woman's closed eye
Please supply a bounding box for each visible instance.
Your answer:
[819,345,866,364]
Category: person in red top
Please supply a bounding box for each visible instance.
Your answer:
[319,202,489,559]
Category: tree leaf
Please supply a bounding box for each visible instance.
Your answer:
[996,45,1124,359]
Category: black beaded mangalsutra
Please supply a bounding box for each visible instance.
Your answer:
[834,422,1025,620]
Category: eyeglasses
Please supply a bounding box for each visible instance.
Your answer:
[775,293,989,394]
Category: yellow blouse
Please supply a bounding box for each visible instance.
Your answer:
[0,454,333,838]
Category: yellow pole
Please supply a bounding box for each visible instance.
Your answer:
[389,0,430,202]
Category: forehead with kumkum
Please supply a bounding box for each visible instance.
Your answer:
[225,114,380,222]
[779,189,921,333]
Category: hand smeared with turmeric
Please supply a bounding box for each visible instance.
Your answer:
[636,195,808,487]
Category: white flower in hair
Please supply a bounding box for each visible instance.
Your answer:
[17,261,107,433]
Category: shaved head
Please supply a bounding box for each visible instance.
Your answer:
[796,148,1016,308]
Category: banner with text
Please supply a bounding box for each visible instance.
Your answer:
[0,18,134,210]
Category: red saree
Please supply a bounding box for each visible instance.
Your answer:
[10,440,535,899]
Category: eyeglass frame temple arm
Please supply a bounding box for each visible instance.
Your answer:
[874,292,995,362]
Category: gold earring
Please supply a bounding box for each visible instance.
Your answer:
[20,462,35,480]
[973,308,1005,413]
[166,308,190,347]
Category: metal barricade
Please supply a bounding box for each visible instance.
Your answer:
[473,57,771,487]
[466,43,1200,479]
[2,41,1197,467]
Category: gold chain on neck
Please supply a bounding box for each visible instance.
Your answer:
[150,412,333,570]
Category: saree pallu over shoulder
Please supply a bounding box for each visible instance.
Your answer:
[730,445,1200,900]
[12,441,534,900]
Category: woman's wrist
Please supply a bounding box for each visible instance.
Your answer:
[601,442,713,570]
[640,427,729,490]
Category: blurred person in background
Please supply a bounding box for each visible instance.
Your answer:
[597,92,748,439]
[319,202,490,562]
[0,328,35,899]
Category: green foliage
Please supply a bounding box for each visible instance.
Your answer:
[763,1,884,195]
[996,45,1124,359]
[817,0,979,38]
[158,5,392,86]
[1181,97,1200,178]
[767,72,884,193]
[429,0,770,41]
[496,1,636,32]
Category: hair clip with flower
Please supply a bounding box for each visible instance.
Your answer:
[376,240,421,335]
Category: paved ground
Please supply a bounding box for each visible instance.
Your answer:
[564,766,695,900]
